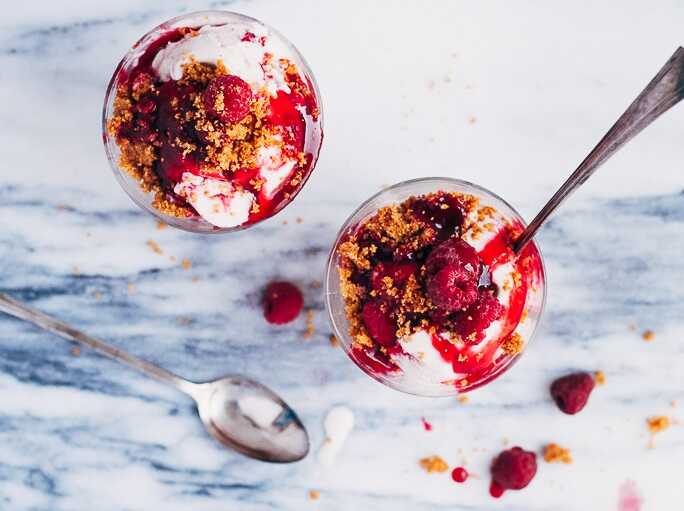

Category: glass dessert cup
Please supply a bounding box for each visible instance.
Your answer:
[325,178,547,397]
[102,10,323,233]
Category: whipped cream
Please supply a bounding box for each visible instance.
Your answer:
[318,406,354,467]
[257,144,298,198]
[174,173,254,228]
[151,23,294,95]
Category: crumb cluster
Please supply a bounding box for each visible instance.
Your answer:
[419,455,449,473]
[543,443,572,464]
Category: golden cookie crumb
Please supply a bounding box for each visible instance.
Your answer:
[543,443,572,464]
[92,290,102,301]
[70,345,81,357]
[308,490,320,501]
[502,332,524,355]
[647,416,670,434]
[642,330,655,341]
[146,240,163,255]
[156,221,167,230]
[457,395,469,405]
[127,283,136,293]
[329,334,340,347]
[181,258,192,270]
[303,309,315,339]
[419,455,449,473]
[594,371,606,385]
[467,115,477,124]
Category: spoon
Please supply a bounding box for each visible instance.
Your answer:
[512,46,684,254]
[0,292,309,463]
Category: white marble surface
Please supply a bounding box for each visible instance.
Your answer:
[1,1,683,509]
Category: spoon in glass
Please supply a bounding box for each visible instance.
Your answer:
[0,292,309,463]
[511,46,684,254]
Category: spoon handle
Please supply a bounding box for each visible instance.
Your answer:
[514,47,684,254]
[0,292,198,396]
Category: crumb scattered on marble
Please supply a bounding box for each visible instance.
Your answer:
[156,221,167,230]
[308,489,320,501]
[671,400,677,408]
[176,316,193,326]
[628,324,637,331]
[594,371,606,385]
[642,330,655,342]
[543,443,572,464]
[647,416,670,434]
[468,115,477,124]
[282,219,289,225]
[457,395,469,405]
[502,437,509,446]
[92,290,102,301]
[296,217,303,224]
[146,240,163,255]
[419,455,449,473]
[191,276,201,283]
[169,255,177,262]
[127,283,136,293]
[70,345,81,357]
[329,334,340,347]
[72,266,80,276]
[56,204,68,211]
[181,258,192,270]
[304,309,315,339]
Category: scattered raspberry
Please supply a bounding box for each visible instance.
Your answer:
[491,446,537,491]
[362,299,396,345]
[489,481,504,498]
[451,467,469,483]
[427,264,479,312]
[543,443,572,464]
[420,417,433,431]
[203,75,253,124]
[263,281,303,325]
[419,455,449,473]
[550,372,595,415]
[370,261,416,292]
[455,291,504,342]
[426,238,481,278]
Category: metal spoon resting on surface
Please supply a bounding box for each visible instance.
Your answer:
[0,293,309,463]
[485,47,684,274]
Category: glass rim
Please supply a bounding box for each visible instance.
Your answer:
[101,9,324,234]
[324,176,548,397]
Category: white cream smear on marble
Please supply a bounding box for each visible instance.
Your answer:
[317,406,354,467]
[152,23,303,227]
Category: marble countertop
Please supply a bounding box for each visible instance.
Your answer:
[1,1,683,509]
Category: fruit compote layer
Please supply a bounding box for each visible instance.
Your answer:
[107,21,321,229]
[337,191,543,393]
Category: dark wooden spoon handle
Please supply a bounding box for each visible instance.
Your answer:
[514,47,684,254]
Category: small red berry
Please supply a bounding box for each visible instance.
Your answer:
[550,372,596,414]
[361,299,396,346]
[370,261,416,292]
[427,264,479,312]
[203,75,253,124]
[263,281,303,325]
[451,467,469,483]
[491,446,537,491]
[426,238,481,278]
[455,291,504,343]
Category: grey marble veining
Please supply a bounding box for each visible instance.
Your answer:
[1,1,683,510]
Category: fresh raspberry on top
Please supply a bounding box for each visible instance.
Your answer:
[426,238,481,278]
[203,75,253,124]
[263,281,303,325]
[455,291,504,342]
[550,372,595,414]
[427,264,478,312]
[491,447,537,491]
[362,299,396,346]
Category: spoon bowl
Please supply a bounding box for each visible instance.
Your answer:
[194,376,309,463]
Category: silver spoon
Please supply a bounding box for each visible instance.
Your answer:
[0,292,309,463]
[512,46,684,254]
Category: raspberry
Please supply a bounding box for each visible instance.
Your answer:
[491,447,537,490]
[455,291,504,343]
[550,372,595,414]
[426,238,481,278]
[203,75,253,124]
[362,299,396,346]
[427,264,478,312]
[370,261,416,292]
[263,281,303,325]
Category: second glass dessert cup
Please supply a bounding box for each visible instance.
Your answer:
[102,10,323,233]
[325,178,547,397]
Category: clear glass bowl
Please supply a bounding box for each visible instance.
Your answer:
[325,177,547,397]
[102,10,323,233]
